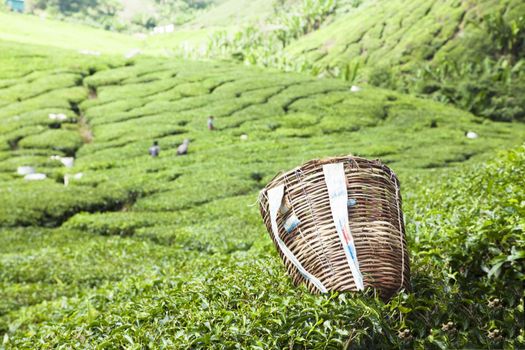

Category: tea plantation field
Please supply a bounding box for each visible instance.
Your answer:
[286,0,520,72]
[0,26,524,349]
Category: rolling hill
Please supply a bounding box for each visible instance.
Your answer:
[285,0,521,72]
[0,12,141,55]
[146,0,525,122]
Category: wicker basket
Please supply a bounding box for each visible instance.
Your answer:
[259,155,410,299]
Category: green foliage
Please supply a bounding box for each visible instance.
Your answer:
[130,13,157,29]
[482,10,525,59]
[20,0,219,32]
[342,61,360,83]
[365,6,525,122]
[281,0,525,121]
[0,180,130,227]
[411,146,525,292]
[29,0,124,31]
[18,129,83,156]
[203,0,337,76]
[350,0,362,8]
[407,8,525,121]
[1,37,525,348]
[154,0,215,25]
[2,146,525,348]
[64,212,172,236]
[378,57,525,122]
[403,146,525,348]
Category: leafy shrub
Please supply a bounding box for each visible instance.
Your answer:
[28,0,124,31]
[412,58,524,121]
[64,212,173,236]
[482,10,525,59]
[203,0,337,76]
[0,226,187,325]
[0,181,130,227]
[18,129,83,156]
[154,0,215,26]
[367,8,525,122]
[411,145,525,295]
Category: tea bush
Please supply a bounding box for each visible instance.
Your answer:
[2,143,524,348]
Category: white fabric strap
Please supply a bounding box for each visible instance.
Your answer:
[267,185,328,293]
[323,163,364,290]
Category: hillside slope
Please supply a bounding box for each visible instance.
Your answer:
[0,12,142,55]
[286,0,523,72]
[143,0,284,53]
[146,0,524,121]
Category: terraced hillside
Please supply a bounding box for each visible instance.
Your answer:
[0,23,524,349]
[2,38,523,226]
[148,0,523,74]
[283,0,525,122]
[146,0,524,122]
[286,0,519,71]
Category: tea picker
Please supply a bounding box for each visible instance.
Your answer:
[177,139,190,155]
[207,116,215,131]
[149,141,160,157]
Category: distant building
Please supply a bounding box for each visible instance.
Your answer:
[6,0,24,12]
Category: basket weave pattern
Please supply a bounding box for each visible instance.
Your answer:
[259,156,410,298]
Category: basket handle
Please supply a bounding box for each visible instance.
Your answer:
[267,185,328,293]
[323,163,364,290]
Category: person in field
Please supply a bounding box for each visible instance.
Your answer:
[207,116,215,131]
[149,141,160,157]
[177,139,189,155]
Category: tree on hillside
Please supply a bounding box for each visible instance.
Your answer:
[150,0,216,25]
[30,0,118,15]
[154,0,214,10]
[28,0,122,30]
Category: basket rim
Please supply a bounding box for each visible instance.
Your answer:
[260,155,399,196]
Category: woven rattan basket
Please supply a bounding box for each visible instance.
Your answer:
[259,155,410,299]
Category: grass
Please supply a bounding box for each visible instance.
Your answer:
[0,12,142,55]
[0,9,524,348]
